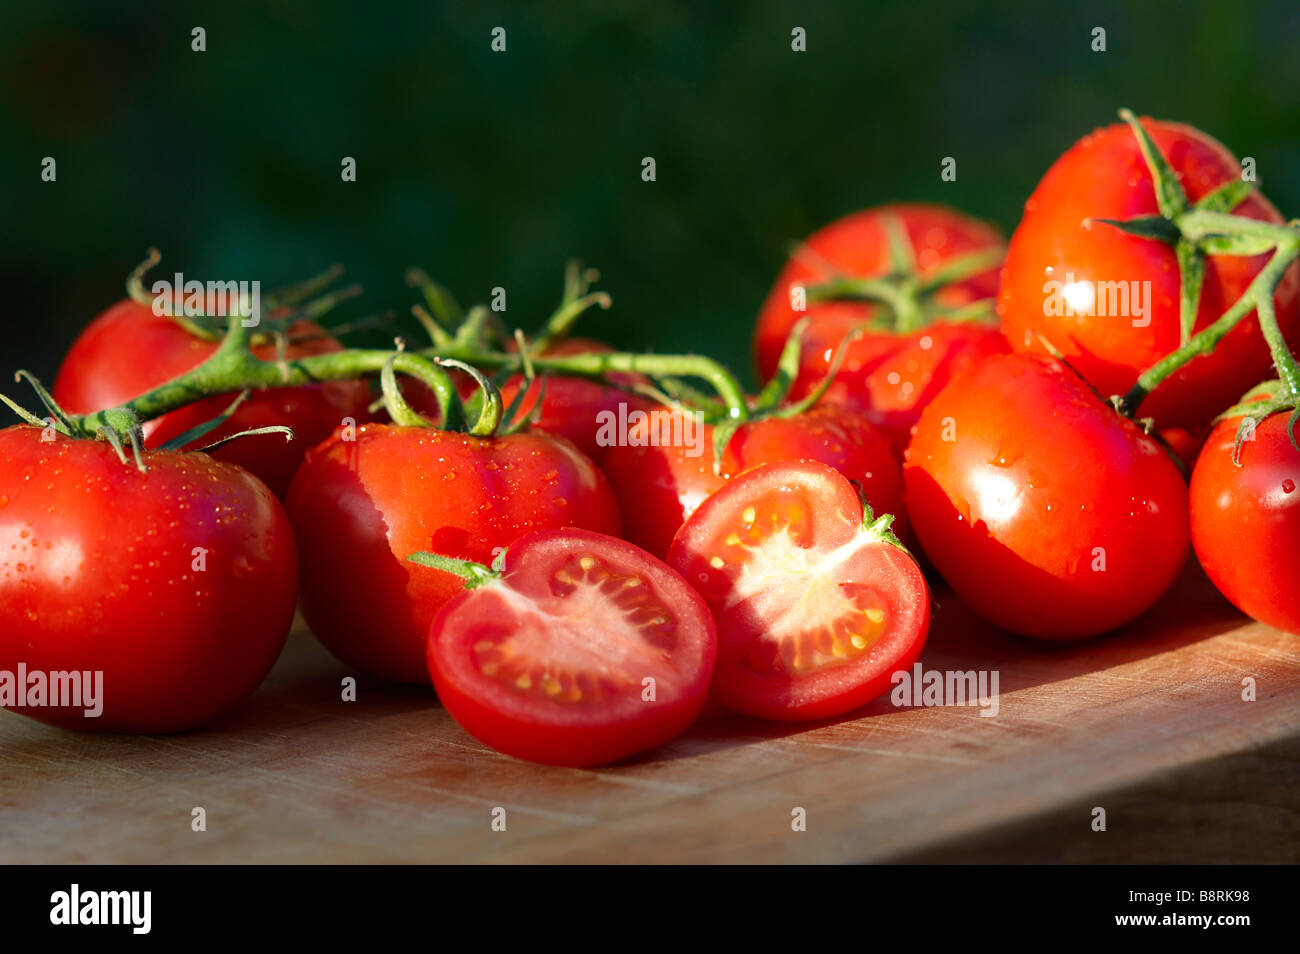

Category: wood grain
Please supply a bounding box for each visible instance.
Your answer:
[2,563,1297,864]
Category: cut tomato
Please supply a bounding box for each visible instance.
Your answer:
[667,460,929,721]
[426,528,717,767]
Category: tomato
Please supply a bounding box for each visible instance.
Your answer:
[427,528,717,766]
[286,424,622,684]
[0,426,298,732]
[788,320,1009,456]
[753,204,1006,454]
[666,460,928,721]
[601,402,908,558]
[999,118,1300,427]
[903,353,1190,639]
[755,203,1003,376]
[1190,411,1300,634]
[53,298,374,498]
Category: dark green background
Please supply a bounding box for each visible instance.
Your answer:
[3,0,1299,388]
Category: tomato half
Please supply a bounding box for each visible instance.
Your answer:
[428,528,717,766]
[999,118,1300,427]
[904,353,1190,639]
[601,402,907,558]
[286,424,622,684]
[1190,411,1300,634]
[667,460,929,721]
[53,298,374,497]
[0,426,298,732]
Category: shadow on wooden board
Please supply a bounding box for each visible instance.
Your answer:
[887,734,1300,864]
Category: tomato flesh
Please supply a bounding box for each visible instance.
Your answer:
[429,529,717,766]
[667,460,929,721]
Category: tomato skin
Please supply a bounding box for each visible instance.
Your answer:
[1190,412,1300,634]
[428,528,717,766]
[53,298,374,498]
[754,203,1003,379]
[286,424,622,684]
[601,403,908,558]
[904,354,1190,639]
[667,460,929,721]
[999,119,1300,427]
[789,320,1010,456]
[0,427,298,732]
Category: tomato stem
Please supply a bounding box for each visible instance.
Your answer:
[406,551,500,588]
[1120,228,1300,415]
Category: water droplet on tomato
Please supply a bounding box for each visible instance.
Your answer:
[1284,479,1296,494]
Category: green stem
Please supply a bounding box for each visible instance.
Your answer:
[1256,286,1300,398]
[1121,236,1300,414]
[67,315,753,435]
[406,551,499,588]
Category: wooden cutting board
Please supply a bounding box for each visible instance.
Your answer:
[2,562,1297,864]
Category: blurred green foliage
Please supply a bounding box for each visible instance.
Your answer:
[2,0,1299,387]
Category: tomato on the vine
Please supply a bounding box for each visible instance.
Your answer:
[601,402,907,558]
[427,528,717,766]
[667,460,929,721]
[1190,408,1300,634]
[286,424,622,684]
[903,353,1190,639]
[53,298,374,498]
[0,426,298,732]
[998,117,1300,427]
[753,204,1006,455]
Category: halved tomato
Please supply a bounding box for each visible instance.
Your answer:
[666,460,929,721]
[426,528,717,767]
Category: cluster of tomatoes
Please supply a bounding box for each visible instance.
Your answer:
[1,114,1297,767]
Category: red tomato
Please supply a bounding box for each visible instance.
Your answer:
[999,118,1300,427]
[428,528,717,766]
[755,203,1003,376]
[904,353,1190,639]
[753,204,1006,454]
[0,426,298,732]
[286,424,622,684]
[667,460,929,721]
[789,320,1009,456]
[1190,411,1300,634]
[53,298,374,498]
[601,402,908,558]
